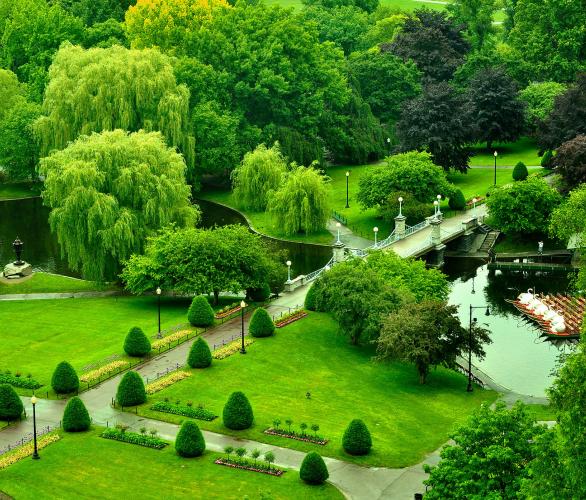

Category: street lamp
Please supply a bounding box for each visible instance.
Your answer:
[373,227,379,247]
[433,200,439,217]
[472,197,477,216]
[286,260,292,283]
[436,194,442,217]
[336,222,341,244]
[493,151,498,186]
[156,287,162,339]
[31,396,39,460]
[345,171,350,208]
[467,305,490,392]
[386,137,391,155]
[240,300,247,354]
[398,196,403,217]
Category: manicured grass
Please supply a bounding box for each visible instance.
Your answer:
[0,182,41,200]
[526,404,557,422]
[0,430,342,500]
[136,312,497,468]
[469,137,542,167]
[492,233,565,254]
[0,272,115,295]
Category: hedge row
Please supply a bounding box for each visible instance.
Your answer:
[151,401,217,421]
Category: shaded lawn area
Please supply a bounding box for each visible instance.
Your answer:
[526,404,558,422]
[0,272,116,295]
[136,312,497,468]
[469,137,541,167]
[0,430,342,500]
[0,182,41,200]
[492,233,566,254]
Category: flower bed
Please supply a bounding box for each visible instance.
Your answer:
[80,360,128,384]
[263,428,328,445]
[275,310,307,328]
[151,329,198,351]
[146,371,191,395]
[100,429,168,449]
[150,401,217,421]
[214,458,284,477]
[0,434,60,468]
[212,338,254,360]
[215,303,242,319]
[0,373,42,390]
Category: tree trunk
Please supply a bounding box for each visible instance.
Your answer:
[487,140,492,151]
[213,290,219,305]
[418,364,428,384]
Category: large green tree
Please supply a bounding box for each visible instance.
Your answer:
[40,130,198,281]
[519,81,566,132]
[551,135,586,189]
[447,0,496,50]
[549,183,586,246]
[58,0,135,26]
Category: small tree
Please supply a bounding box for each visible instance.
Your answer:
[187,337,212,368]
[264,451,276,470]
[251,449,261,465]
[512,161,529,181]
[541,149,554,168]
[187,296,215,327]
[224,445,234,461]
[116,371,146,407]
[285,419,293,433]
[273,418,281,430]
[0,384,23,421]
[175,421,206,457]
[300,452,329,484]
[300,422,308,436]
[62,396,91,432]
[249,308,275,338]
[223,391,254,430]
[342,419,373,456]
[51,361,79,394]
[123,326,151,357]
[235,447,247,464]
[311,424,320,437]
[448,189,466,210]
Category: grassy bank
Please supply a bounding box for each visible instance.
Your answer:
[0,182,41,200]
[0,272,115,295]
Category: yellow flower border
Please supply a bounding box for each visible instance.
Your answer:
[151,329,197,351]
[212,338,255,360]
[146,370,191,395]
[80,360,128,384]
[0,433,61,469]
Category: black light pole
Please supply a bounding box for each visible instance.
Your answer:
[467,305,490,392]
[156,287,162,339]
[31,395,39,459]
[345,171,350,208]
[240,300,247,354]
[493,151,498,186]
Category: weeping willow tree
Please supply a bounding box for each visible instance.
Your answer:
[232,143,287,211]
[40,130,199,281]
[268,165,330,235]
[35,43,195,174]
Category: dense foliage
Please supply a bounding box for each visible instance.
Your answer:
[342,419,372,456]
[175,421,206,458]
[116,371,146,407]
[248,308,275,338]
[0,384,23,421]
[549,184,586,246]
[299,452,329,485]
[123,327,151,357]
[51,361,80,394]
[223,391,253,430]
[551,135,586,189]
[519,81,566,131]
[187,296,215,327]
[187,337,212,368]
[448,189,466,210]
[62,396,91,432]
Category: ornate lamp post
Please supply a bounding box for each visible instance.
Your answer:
[493,151,498,186]
[31,395,39,459]
[398,196,403,217]
[345,171,350,208]
[433,200,439,217]
[12,237,24,265]
[436,194,442,217]
[386,137,391,155]
[472,197,477,216]
[373,227,379,247]
[240,301,247,354]
[286,260,292,283]
[336,222,341,244]
[156,287,162,339]
[467,305,490,392]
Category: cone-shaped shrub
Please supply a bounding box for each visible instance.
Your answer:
[448,189,466,210]
[304,284,318,311]
[248,283,270,302]
[300,451,329,485]
[541,149,553,168]
[124,326,151,357]
[187,337,212,368]
[249,308,275,338]
[187,296,214,327]
[62,396,91,432]
[51,361,79,394]
[116,371,146,407]
[513,161,528,181]
[223,391,253,430]
[0,384,23,421]
[342,419,372,455]
[175,421,206,457]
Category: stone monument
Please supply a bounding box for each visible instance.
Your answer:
[2,237,33,279]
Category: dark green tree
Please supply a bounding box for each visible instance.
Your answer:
[0,384,23,421]
[116,371,146,407]
[62,396,91,432]
[342,419,372,455]
[175,421,206,457]
[248,308,275,338]
[187,337,212,368]
[378,191,431,227]
[124,327,152,357]
[301,0,379,14]
[247,283,271,302]
[512,161,529,181]
[57,0,133,25]
[551,135,586,189]
[187,296,215,327]
[300,452,329,484]
[51,361,80,394]
[223,391,254,430]
[448,189,466,210]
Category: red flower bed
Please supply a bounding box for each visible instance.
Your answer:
[264,428,328,445]
[214,458,284,476]
[275,312,307,328]
[214,306,242,320]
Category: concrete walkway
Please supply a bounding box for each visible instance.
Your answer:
[327,219,373,250]
[0,290,122,301]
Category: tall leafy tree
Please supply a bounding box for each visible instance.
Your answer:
[40,130,198,281]
[549,183,586,246]
[58,0,135,25]
[447,0,496,50]
[519,81,566,132]
[551,135,586,189]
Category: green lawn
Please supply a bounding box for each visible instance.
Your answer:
[525,404,558,422]
[0,430,342,500]
[492,232,565,254]
[135,312,497,468]
[0,182,41,200]
[469,137,542,167]
[0,272,115,295]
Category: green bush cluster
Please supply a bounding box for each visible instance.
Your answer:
[223,391,254,430]
[342,419,372,456]
[300,452,329,485]
[247,284,271,302]
[124,326,152,357]
[187,337,212,368]
[448,189,466,210]
[513,161,529,181]
[101,428,168,449]
[175,421,206,457]
[187,296,215,327]
[304,284,318,311]
[51,361,79,394]
[0,373,42,390]
[541,149,553,168]
[62,396,91,432]
[150,401,217,421]
[116,371,146,407]
[0,384,23,421]
[248,308,275,338]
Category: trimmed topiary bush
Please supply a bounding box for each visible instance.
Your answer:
[187,337,212,368]
[513,161,529,181]
[51,361,80,394]
[175,420,206,457]
[541,149,553,168]
[0,384,23,421]
[248,308,275,338]
[300,451,329,484]
[116,371,146,407]
[248,283,271,302]
[448,189,466,210]
[223,391,253,430]
[304,284,318,311]
[342,419,372,456]
[187,296,215,327]
[62,396,91,432]
[124,326,152,357]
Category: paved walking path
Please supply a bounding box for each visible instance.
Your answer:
[327,219,373,250]
[0,290,122,301]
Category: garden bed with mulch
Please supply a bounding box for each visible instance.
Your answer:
[214,458,284,476]
[274,311,307,328]
[264,428,328,445]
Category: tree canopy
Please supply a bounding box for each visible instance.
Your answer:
[519,81,566,131]
[447,0,496,50]
[549,183,586,246]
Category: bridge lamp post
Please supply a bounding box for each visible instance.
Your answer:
[286,260,292,283]
[433,200,439,217]
[436,194,442,216]
[336,222,341,244]
[240,300,247,354]
[156,286,162,339]
[345,171,350,208]
[493,151,498,186]
[398,196,403,217]
[467,305,490,392]
[472,197,477,216]
[373,227,379,247]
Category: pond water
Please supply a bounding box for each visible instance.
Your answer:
[0,196,575,396]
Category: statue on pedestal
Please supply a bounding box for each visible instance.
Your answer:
[2,237,33,279]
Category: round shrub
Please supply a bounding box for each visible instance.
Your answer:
[123,326,151,357]
[62,396,91,432]
[248,283,271,302]
[300,452,329,485]
[541,149,553,168]
[0,384,23,421]
[248,308,275,338]
[448,189,466,210]
[187,296,215,327]
[175,420,206,457]
[51,361,79,394]
[187,337,212,368]
[116,371,146,407]
[304,284,318,311]
[512,161,529,181]
[222,391,253,430]
[342,419,372,456]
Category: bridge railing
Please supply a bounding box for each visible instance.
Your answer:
[404,220,429,237]
[304,256,334,283]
